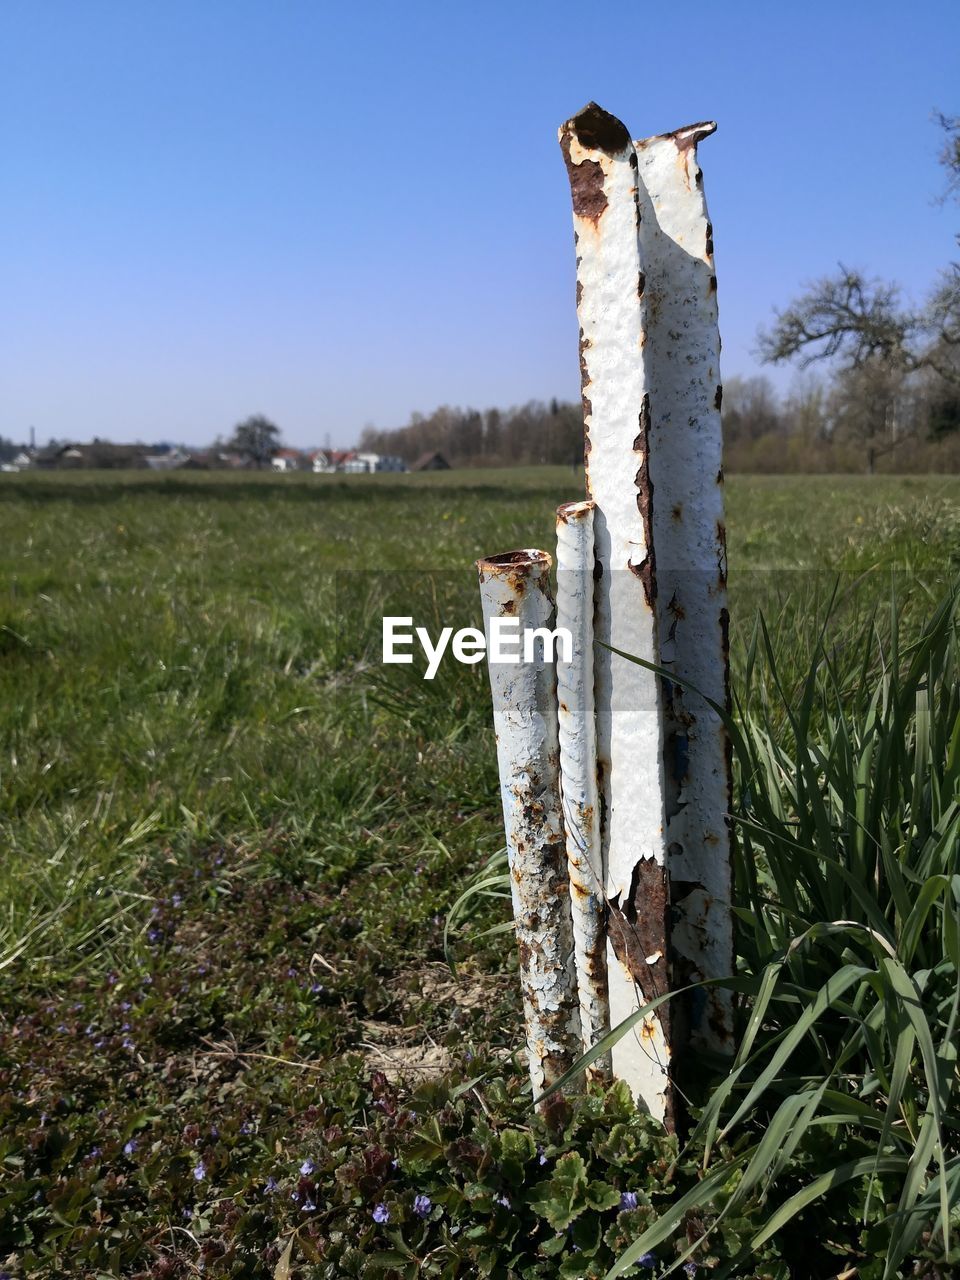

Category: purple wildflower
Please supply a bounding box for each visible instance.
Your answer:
[147,929,161,944]
[120,1001,132,1011]
[620,1190,639,1211]
[193,1161,206,1181]
[123,1139,138,1155]
[638,1254,657,1269]
[683,1266,698,1278]
[172,892,183,907]
[209,1125,219,1139]
[372,1202,390,1224]
[413,1194,431,1218]
[88,1146,103,1159]
[263,1176,278,1194]
[496,1193,511,1208]
[240,1121,253,1134]
[536,1144,548,1166]
[301,1198,317,1212]
[299,1158,316,1175]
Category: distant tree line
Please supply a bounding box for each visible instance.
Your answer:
[359,399,585,469]
[351,366,960,476]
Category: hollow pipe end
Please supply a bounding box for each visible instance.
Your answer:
[556,499,595,524]
[476,548,552,576]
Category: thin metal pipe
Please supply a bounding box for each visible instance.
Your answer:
[559,103,672,1123]
[476,548,582,1106]
[634,123,735,1055]
[555,501,611,1077]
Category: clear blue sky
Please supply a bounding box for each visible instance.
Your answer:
[2,0,958,449]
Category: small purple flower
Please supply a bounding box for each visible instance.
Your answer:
[496,1193,511,1208]
[172,892,183,907]
[683,1266,698,1278]
[301,1198,317,1212]
[263,1176,278,1194]
[310,982,324,994]
[56,1023,67,1033]
[209,1125,219,1139]
[372,1202,390,1224]
[197,964,207,975]
[286,967,297,978]
[299,1158,316,1175]
[413,1193,431,1218]
[122,1036,135,1051]
[88,1146,102,1159]
[536,1144,548,1166]
[290,1190,300,1203]
[638,1254,657,1269]
[193,1161,206,1181]
[123,1139,138,1155]
[120,1001,132,1011]
[147,929,161,944]
[94,1038,105,1048]
[240,1121,253,1134]
[620,1190,639,1212]
[107,972,118,985]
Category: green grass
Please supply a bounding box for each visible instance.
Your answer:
[1,468,959,1277]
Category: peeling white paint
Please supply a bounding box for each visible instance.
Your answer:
[555,500,610,1075]
[559,105,671,1122]
[634,123,734,1054]
[477,549,582,1101]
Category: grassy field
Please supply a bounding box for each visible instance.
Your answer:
[1,468,959,1278]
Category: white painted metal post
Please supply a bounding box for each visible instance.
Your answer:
[555,501,610,1076]
[559,105,672,1123]
[634,123,735,1055]
[476,549,582,1107]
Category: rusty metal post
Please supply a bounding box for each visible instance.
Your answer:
[476,549,582,1105]
[559,104,671,1123]
[555,501,610,1076]
[634,124,735,1055]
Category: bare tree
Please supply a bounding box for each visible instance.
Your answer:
[757,112,960,465]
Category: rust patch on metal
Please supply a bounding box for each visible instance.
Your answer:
[629,394,656,606]
[560,105,632,226]
[560,138,607,224]
[567,101,632,154]
[636,120,717,153]
[607,857,670,1005]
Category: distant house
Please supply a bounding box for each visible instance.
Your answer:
[338,451,408,474]
[44,442,150,469]
[271,448,307,472]
[310,448,354,473]
[144,446,191,470]
[412,451,451,472]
